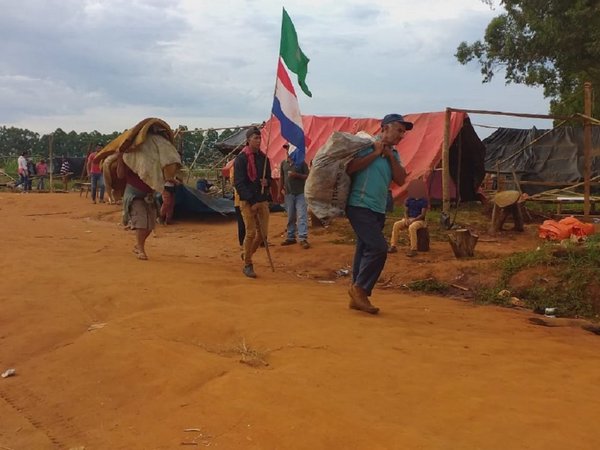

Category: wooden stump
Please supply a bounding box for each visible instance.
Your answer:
[448,229,479,258]
[489,203,525,234]
[417,227,430,252]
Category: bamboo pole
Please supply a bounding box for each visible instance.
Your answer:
[442,108,452,214]
[48,134,54,193]
[583,82,592,217]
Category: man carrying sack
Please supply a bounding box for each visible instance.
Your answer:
[346,114,411,314]
[234,127,272,278]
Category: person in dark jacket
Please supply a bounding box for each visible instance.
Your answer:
[233,127,272,278]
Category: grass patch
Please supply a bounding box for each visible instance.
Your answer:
[475,236,600,318]
[406,278,451,294]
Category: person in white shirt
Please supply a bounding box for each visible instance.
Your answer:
[16,151,31,192]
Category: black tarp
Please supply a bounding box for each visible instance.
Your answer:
[214,127,259,156]
[483,127,600,194]
[49,157,86,177]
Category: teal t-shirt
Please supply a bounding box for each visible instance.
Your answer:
[347,146,401,214]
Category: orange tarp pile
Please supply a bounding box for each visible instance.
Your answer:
[538,217,595,240]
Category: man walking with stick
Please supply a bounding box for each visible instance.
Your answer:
[234,127,272,278]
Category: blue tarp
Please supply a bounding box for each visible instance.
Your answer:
[172,184,234,215]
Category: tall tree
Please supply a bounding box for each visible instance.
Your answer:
[456,0,600,119]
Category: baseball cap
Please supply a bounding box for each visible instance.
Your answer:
[381,113,413,130]
[246,127,261,139]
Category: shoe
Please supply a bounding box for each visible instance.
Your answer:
[387,245,397,254]
[348,285,379,314]
[406,249,417,257]
[243,264,257,278]
[281,239,296,246]
[99,199,105,203]
[300,240,310,249]
[92,200,96,204]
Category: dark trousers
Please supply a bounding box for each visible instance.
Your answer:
[235,206,246,246]
[347,206,388,296]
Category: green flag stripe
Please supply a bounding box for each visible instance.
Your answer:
[280,8,312,97]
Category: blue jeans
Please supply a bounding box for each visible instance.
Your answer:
[37,175,46,190]
[346,206,388,296]
[285,193,308,240]
[90,173,105,201]
[17,173,30,191]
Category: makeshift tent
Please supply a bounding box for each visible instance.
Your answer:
[222,113,486,202]
[162,184,234,216]
[483,127,600,195]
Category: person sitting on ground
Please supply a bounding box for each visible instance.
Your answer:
[116,151,157,260]
[279,143,310,249]
[388,192,428,257]
[233,127,272,278]
[35,159,48,190]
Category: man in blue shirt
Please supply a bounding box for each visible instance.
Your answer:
[346,114,411,314]
[389,195,428,257]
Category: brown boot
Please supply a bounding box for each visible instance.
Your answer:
[348,285,379,314]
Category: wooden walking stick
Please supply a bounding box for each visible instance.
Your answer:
[254,213,275,272]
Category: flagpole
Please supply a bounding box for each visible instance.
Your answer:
[260,8,286,189]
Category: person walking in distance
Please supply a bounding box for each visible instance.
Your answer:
[346,114,411,314]
[234,127,272,278]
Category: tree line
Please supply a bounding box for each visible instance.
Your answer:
[0,125,237,167]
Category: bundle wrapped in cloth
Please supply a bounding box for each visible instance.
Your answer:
[305,131,374,222]
[95,118,182,192]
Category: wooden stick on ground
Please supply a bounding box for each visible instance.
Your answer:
[255,213,275,272]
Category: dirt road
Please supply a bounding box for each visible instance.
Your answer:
[1,193,599,449]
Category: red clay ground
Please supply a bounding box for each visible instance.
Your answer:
[1,193,599,449]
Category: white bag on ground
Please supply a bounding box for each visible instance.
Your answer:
[305,131,374,222]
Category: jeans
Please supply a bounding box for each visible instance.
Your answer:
[90,173,105,201]
[346,206,388,296]
[284,193,308,240]
[16,173,30,191]
[37,175,46,190]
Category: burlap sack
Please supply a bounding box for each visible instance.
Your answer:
[305,132,374,222]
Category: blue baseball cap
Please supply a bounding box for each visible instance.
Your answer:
[381,113,413,130]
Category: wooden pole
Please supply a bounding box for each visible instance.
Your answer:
[583,82,592,217]
[442,108,452,214]
[48,134,54,193]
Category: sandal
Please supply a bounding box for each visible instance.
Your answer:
[133,246,148,260]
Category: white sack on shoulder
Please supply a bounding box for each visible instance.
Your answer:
[305,131,374,222]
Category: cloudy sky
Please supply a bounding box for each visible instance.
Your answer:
[0,0,553,137]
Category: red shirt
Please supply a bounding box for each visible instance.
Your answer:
[36,162,48,176]
[125,166,153,193]
[87,152,102,174]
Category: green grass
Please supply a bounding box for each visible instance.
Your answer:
[406,278,451,294]
[475,236,600,318]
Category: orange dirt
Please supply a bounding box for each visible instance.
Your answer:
[1,193,599,449]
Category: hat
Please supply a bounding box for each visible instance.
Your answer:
[381,113,413,130]
[246,127,261,139]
